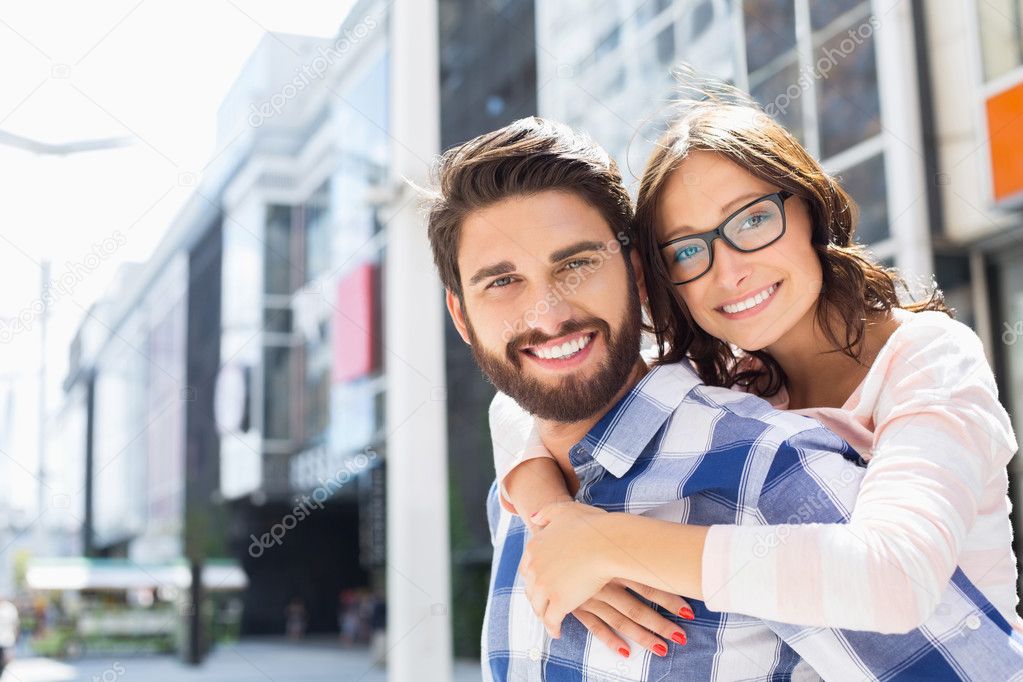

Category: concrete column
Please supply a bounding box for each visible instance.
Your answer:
[873,0,934,283]
[385,0,453,680]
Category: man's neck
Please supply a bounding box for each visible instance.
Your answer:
[535,358,649,489]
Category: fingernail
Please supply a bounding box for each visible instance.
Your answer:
[679,607,695,620]
[671,631,687,646]
[617,647,630,658]
[653,643,667,657]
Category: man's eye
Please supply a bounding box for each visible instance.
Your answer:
[488,276,514,289]
[563,258,594,271]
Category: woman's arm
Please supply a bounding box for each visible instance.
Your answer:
[488,391,571,520]
[701,317,1016,633]
[524,317,1016,635]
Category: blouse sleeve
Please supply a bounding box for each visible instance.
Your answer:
[700,314,1017,633]
[488,391,557,514]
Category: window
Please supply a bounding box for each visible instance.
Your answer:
[656,24,675,66]
[263,345,293,441]
[814,16,881,158]
[304,182,331,283]
[751,58,804,144]
[809,0,863,31]
[743,0,796,73]
[264,205,294,295]
[977,0,1023,81]
[839,153,889,244]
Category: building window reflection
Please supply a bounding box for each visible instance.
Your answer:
[977,0,1023,81]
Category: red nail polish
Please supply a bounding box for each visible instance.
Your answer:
[679,607,695,620]
[617,647,630,658]
[671,631,687,646]
[653,643,668,657]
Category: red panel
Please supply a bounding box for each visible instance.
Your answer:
[332,263,377,383]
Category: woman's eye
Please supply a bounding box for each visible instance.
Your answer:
[673,245,702,262]
[740,212,770,230]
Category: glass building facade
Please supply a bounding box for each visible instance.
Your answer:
[52,0,1023,661]
[536,0,900,263]
[438,0,538,657]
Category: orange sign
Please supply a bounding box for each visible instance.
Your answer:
[987,79,1023,205]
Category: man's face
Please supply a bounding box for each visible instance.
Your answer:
[446,190,645,423]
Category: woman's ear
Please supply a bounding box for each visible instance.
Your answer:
[445,289,472,344]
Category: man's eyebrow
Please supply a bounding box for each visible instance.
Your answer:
[468,260,515,286]
[549,240,607,263]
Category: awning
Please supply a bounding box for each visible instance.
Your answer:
[25,558,248,592]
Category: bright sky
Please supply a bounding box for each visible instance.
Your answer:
[0,1,353,516]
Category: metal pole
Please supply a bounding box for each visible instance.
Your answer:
[36,260,50,554]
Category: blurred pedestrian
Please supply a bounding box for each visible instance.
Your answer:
[338,590,359,646]
[369,594,386,665]
[284,597,306,641]
[0,599,18,676]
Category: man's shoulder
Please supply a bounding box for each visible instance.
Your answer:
[660,378,831,454]
[651,378,862,521]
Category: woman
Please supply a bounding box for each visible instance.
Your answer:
[490,94,1021,659]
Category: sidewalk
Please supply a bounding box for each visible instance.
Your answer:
[0,638,483,681]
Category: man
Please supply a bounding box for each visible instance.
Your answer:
[426,117,1023,680]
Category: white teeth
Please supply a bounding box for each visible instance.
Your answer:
[722,285,776,314]
[532,334,592,360]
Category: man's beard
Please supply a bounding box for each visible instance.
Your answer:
[464,280,642,423]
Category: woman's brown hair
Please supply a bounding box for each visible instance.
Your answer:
[634,77,949,396]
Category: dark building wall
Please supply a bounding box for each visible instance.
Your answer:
[438,0,538,658]
[440,0,538,150]
[185,222,227,560]
[230,500,364,634]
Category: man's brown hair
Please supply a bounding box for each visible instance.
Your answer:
[426,116,633,299]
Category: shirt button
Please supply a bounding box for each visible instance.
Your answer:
[528,647,541,661]
[965,614,982,630]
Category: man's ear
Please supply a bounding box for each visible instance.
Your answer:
[629,249,649,305]
[445,289,472,344]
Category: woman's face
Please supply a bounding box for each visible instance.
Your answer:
[655,150,823,352]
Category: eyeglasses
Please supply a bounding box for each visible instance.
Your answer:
[657,190,793,285]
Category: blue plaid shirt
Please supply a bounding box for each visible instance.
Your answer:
[482,362,1023,681]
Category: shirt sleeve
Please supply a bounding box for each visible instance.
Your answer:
[701,315,1018,633]
[488,391,557,514]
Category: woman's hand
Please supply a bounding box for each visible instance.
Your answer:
[571,580,694,658]
[519,501,694,651]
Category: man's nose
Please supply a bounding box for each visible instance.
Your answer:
[522,284,575,337]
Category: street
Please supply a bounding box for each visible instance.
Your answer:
[0,638,483,682]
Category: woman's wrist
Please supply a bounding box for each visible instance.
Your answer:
[600,514,707,598]
[596,512,637,583]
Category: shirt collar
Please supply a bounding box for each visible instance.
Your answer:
[570,362,702,478]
